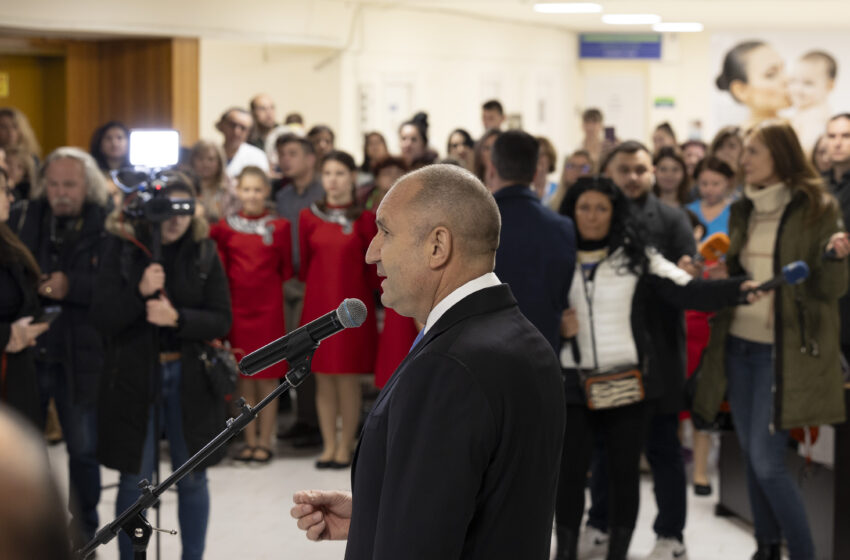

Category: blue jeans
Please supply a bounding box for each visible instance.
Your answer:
[726,336,815,560]
[116,361,209,560]
[37,361,101,541]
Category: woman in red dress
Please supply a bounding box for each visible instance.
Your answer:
[299,151,378,468]
[374,308,419,388]
[211,166,292,464]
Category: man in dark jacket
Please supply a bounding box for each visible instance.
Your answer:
[825,113,850,360]
[291,164,565,560]
[9,147,108,545]
[582,141,696,559]
[488,129,576,350]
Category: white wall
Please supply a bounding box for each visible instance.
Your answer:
[198,42,342,142]
[576,32,714,148]
[196,6,580,167]
[337,6,578,163]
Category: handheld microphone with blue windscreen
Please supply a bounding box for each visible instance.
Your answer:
[238,298,368,376]
[739,261,809,303]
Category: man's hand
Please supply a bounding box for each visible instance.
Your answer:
[676,255,701,278]
[139,264,166,297]
[5,316,49,353]
[39,272,69,300]
[291,490,352,542]
[739,280,768,304]
[704,261,729,279]
[560,308,578,339]
[826,232,850,259]
[146,294,179,327]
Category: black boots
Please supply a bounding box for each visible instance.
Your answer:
[605,527,633,560]
[554,525,578,560]
[751,542,781,560]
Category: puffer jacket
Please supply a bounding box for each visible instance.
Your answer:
[693,189,848,430]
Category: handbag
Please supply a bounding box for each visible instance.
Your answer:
[578,364,644,410]
[199,340,241,401]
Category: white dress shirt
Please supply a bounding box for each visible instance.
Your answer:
[422,272,501,334]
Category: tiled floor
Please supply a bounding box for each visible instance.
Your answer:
[50,424,759,560]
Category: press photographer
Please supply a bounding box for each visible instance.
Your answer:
[90,169,231,560]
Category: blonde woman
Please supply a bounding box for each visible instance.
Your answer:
[189,140,237,223]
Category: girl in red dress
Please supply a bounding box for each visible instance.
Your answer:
[210,166,292,464]
[299,151,378,468]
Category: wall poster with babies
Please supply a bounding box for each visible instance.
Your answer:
[710,32,850,154]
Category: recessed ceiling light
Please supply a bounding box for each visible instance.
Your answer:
[601,14,662,25]
[652,22,704,32]
[533,2,603,14]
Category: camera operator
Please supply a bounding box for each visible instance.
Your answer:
[91,172,231,560]
[9,146,108,547]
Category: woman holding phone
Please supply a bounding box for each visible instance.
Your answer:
[0,166,49,426]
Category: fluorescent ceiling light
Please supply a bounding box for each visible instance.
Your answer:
[652,22,704,32]
[602,14,662,25]
[533,2,603,14]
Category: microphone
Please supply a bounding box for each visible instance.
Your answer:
[739,261,809,303]
[238,298,368,376]
[755,261,810,291]
[695,232,730,262]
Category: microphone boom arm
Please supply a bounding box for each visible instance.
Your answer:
[76,350,317,559]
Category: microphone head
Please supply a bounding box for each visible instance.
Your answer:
[337,298,368,328]
[782,261,810,285]
[698,232,730,261]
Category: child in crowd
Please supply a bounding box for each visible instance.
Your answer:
[211,166,292,465]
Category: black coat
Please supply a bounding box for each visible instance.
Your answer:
[91,229,232,473]
[827,168,850,347]
[629,193,697,413]
[9,199,106,405]
[0,257,42,427]
[493,184,576,350]
[346,284,565,560]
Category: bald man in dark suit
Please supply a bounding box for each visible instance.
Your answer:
[291,164,565,560]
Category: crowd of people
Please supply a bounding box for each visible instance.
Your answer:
[0,92,849,560]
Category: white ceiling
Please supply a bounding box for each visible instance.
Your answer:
[350,0,850,32]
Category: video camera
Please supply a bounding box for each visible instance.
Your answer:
[111,130,196,260]
[111,129,196,224]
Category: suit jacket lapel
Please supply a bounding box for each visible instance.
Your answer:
[351,284,517,481]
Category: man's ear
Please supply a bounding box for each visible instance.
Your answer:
[426,226,452,270]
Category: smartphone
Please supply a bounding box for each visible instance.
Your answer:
[34,305,62,325]
[129,129,180,168]
[604,126,616,143]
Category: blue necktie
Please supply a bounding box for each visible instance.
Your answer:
[409,329,425,353]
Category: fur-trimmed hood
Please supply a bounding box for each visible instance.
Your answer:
[105,209,210,244]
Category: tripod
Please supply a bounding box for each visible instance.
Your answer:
[76,336,317,560]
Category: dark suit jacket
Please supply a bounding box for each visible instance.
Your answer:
[630,193,697,413]
[346,284,565,560]
[494,184,576,350]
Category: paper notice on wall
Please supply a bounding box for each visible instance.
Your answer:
[0,73,9,98]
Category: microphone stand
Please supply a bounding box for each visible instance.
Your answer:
[76,332,319,560]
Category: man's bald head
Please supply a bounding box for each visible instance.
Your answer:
[0,407,71,560]
[401,164,501,265]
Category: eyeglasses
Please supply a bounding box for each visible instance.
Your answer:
[225,120,250,132]
[566,163,592,173]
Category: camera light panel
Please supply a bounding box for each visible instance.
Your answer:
[129,129,180,168]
